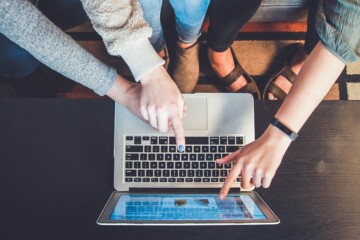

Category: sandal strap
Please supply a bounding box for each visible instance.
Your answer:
[236,82,260,98]
[280,65,297,84]
[267,81,287,100]
[220,64,244,87]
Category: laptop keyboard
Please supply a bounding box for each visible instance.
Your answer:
[124,135,243,183]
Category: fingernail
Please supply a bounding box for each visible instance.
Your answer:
[178,144,184,152]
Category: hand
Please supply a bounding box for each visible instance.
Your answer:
[106,74,144,120]
[139,66,186,150]
[216,125,292,199]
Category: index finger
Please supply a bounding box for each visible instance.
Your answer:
[169,113,185,152]
[219,163,242,200]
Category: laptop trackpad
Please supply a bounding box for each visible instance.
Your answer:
[182,98,207,130]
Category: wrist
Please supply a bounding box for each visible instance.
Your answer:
[106,74,132,105]
[264,124,293,148]
[139,66,166,85]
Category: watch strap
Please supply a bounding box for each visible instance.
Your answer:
[270,117,298,141]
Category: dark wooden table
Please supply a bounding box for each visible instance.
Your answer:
[0,99,359,240]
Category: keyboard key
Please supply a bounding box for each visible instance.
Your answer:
[220,137,227,144]
[221,170,228,177]
[159,162,166,169]
[185,178,193,182]
[153,146,159,152]
[142,178,150,182]
[126,136,133,141]
[173,154,180,161]
[216,163,223,169]
[194,146,201,152]
[202,146,209,153]
[160,178,167,182]
[126,154,139,160]
[143,136,150,141]
[188,170,195,177]
[210,146,217,152]
[203,178,210,182]
[228,137,235,144]
[126,146,143,152]
[156,154,164,160]
[190,154,196,161]
[175,162,182,169]
[200,162,207,169]
[169,137,176,144]
[211,178,219,182]
[165,154,172,161]
[191,162,199,169]
[214,154,222,160]
[145,146,151,152]
[150,162,157,169]
[161,146,168,152]
[151,178,159,182]
[206,154,213,161]
[138,170,145,177]
[177,178,184,182]
[169,146,176,152]
[134,178,141,182]
[208,162,215,169]
[185,146,192,152]
[155,170,161,177]
[194,178,201,182]
[134,162,141,169]
[184,162,191,169]
[159,137,168,144]
[146,170,153,177]
[125,162,133,169]
[227,146,240,153]
[181,154,189,161]
[236,137,243,145]
[220,178,225,182]
[204,170,211,177]
[149,154,155,161]
[140,154,147,160]
[142,162,149,169]
[167,162,174,169]
[168,178,176,182]
[185,137,209,145]
[163,170,170,177]
[218,146,225,152]
[125,170,136,177]
[210,137,219,145]
[198,154,205,161]
[179,170,186,177]
[171,170,178,177]
[196,170,203,177]
[212,170,219,177]
[134,137,141,144]
[151,137,158,144]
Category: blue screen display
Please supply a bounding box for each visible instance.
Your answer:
[110,194,266,221]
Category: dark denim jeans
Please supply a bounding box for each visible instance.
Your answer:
[0,0,88,78]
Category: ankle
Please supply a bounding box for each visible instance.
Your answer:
[178,40,197,50]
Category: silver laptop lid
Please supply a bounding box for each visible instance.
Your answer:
[114,93,255,191]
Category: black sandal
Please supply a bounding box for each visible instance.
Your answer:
[216,46,261,100]
[263,43,304,100]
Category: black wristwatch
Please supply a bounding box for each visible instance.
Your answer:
[270,117,298,141]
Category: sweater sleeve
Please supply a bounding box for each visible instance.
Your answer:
[0,0,117,96]
[80,0,164,81]
[315,0,360,63]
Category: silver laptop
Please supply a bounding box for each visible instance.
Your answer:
[114,93,255,191]
[98,93,280,225]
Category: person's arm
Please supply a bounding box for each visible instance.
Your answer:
[217,42,345,199]
[80,0,186,149]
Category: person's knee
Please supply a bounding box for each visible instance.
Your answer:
[0,47,40,78]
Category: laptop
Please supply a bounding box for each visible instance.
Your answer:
[97,93,279,225]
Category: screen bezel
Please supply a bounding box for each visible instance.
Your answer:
[97,191,279,225]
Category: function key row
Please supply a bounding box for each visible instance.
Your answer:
[125,153,230,161]
[126,145,241,153]
[125,136,244,145]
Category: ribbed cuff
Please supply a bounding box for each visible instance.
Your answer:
[119,38,165,82]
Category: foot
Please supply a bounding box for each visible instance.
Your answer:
[268,47,308,100]
[172,40,200,93]
[208,48,247,92]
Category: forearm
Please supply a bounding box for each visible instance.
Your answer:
[275,42,345,134]
[80,0,164,81]
[0,0,116,96]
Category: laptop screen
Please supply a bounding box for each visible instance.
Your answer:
[110,193,266,221]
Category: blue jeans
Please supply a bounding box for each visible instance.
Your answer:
[138,0,210,52]
[0,0,88,78]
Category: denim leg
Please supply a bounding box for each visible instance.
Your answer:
[169,0,210,43]
[0,0,89,78]
[0,33,40,78]
[138,0,165,53]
